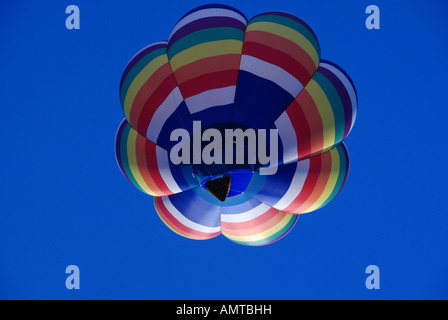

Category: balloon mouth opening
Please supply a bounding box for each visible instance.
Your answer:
[204,174,231,202]
[200,169,254,202]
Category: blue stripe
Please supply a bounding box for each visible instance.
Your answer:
[232,71,295,129]
[156,102,193,150]
[228,169,254,196]
[191,104,233,128]
[166,159,198,192]
[220,196,263,214]
[167,189,221,227]
[245,161,297,206]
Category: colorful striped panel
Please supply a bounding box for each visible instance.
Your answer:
[275,60,358,164]
[115,119,199,197]
[119,42,192,150]
[221,198,298,246]
[154,188,222,240]
[167,5,247,128]
[246,143,349,214]
[232,12,321,129]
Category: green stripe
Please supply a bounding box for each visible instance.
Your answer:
[120,124,145,194]
[249,14,320,57]
[120,47,167,108]
[313,71,345,144]
[167,27,245,59]
[320,145,347,208]
[230,214,297,246]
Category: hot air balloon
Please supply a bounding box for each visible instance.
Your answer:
[115,4,357,246]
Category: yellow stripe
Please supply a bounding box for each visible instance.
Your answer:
[123,54,168,120]
[169,40,243,72]
[222,214,293,242]
[303,148,340,213]
[306,79,336,149]
[126,129,155,195]
[246,22,319,68]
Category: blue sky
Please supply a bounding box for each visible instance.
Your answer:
[1,0,447,299]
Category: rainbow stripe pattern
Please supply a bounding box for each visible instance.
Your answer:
[115,4,358,246]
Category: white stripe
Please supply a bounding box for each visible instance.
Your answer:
[275,112,298,165]
[170,8,247,39]
[185,86,236,114]
[162,197,221,233]
[320,62,357,132]
[273,158,310,210]
[156,146,183,194]
[221,203,271,223]
[147,87,184,142]
[240,55,303,97]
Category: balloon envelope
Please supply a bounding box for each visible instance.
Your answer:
[115,4,357,246]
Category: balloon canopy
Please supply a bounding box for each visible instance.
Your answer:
[115,4,357,246]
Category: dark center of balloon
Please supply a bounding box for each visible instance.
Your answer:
[192,123,265,201]
[204,174,231,202]
[201,169,254,202]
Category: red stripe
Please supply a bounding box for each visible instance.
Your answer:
[222,210,288,237]
[286,154,322,213]
[173,54,241,84]
[296,90,324,156]
[155,197,220,239]
[154,197,195,238]
[179,69,239,99]
[146,144,172,195]
[243,41,311,86]
[129,63,173,134]
[135,133,163,196]
[244,30,316,76]
[136,74,178,136]
[285,100,311,160]
[221,207,279,231]
[297,151,332,212]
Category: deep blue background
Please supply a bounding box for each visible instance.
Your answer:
[1,0,447,299]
